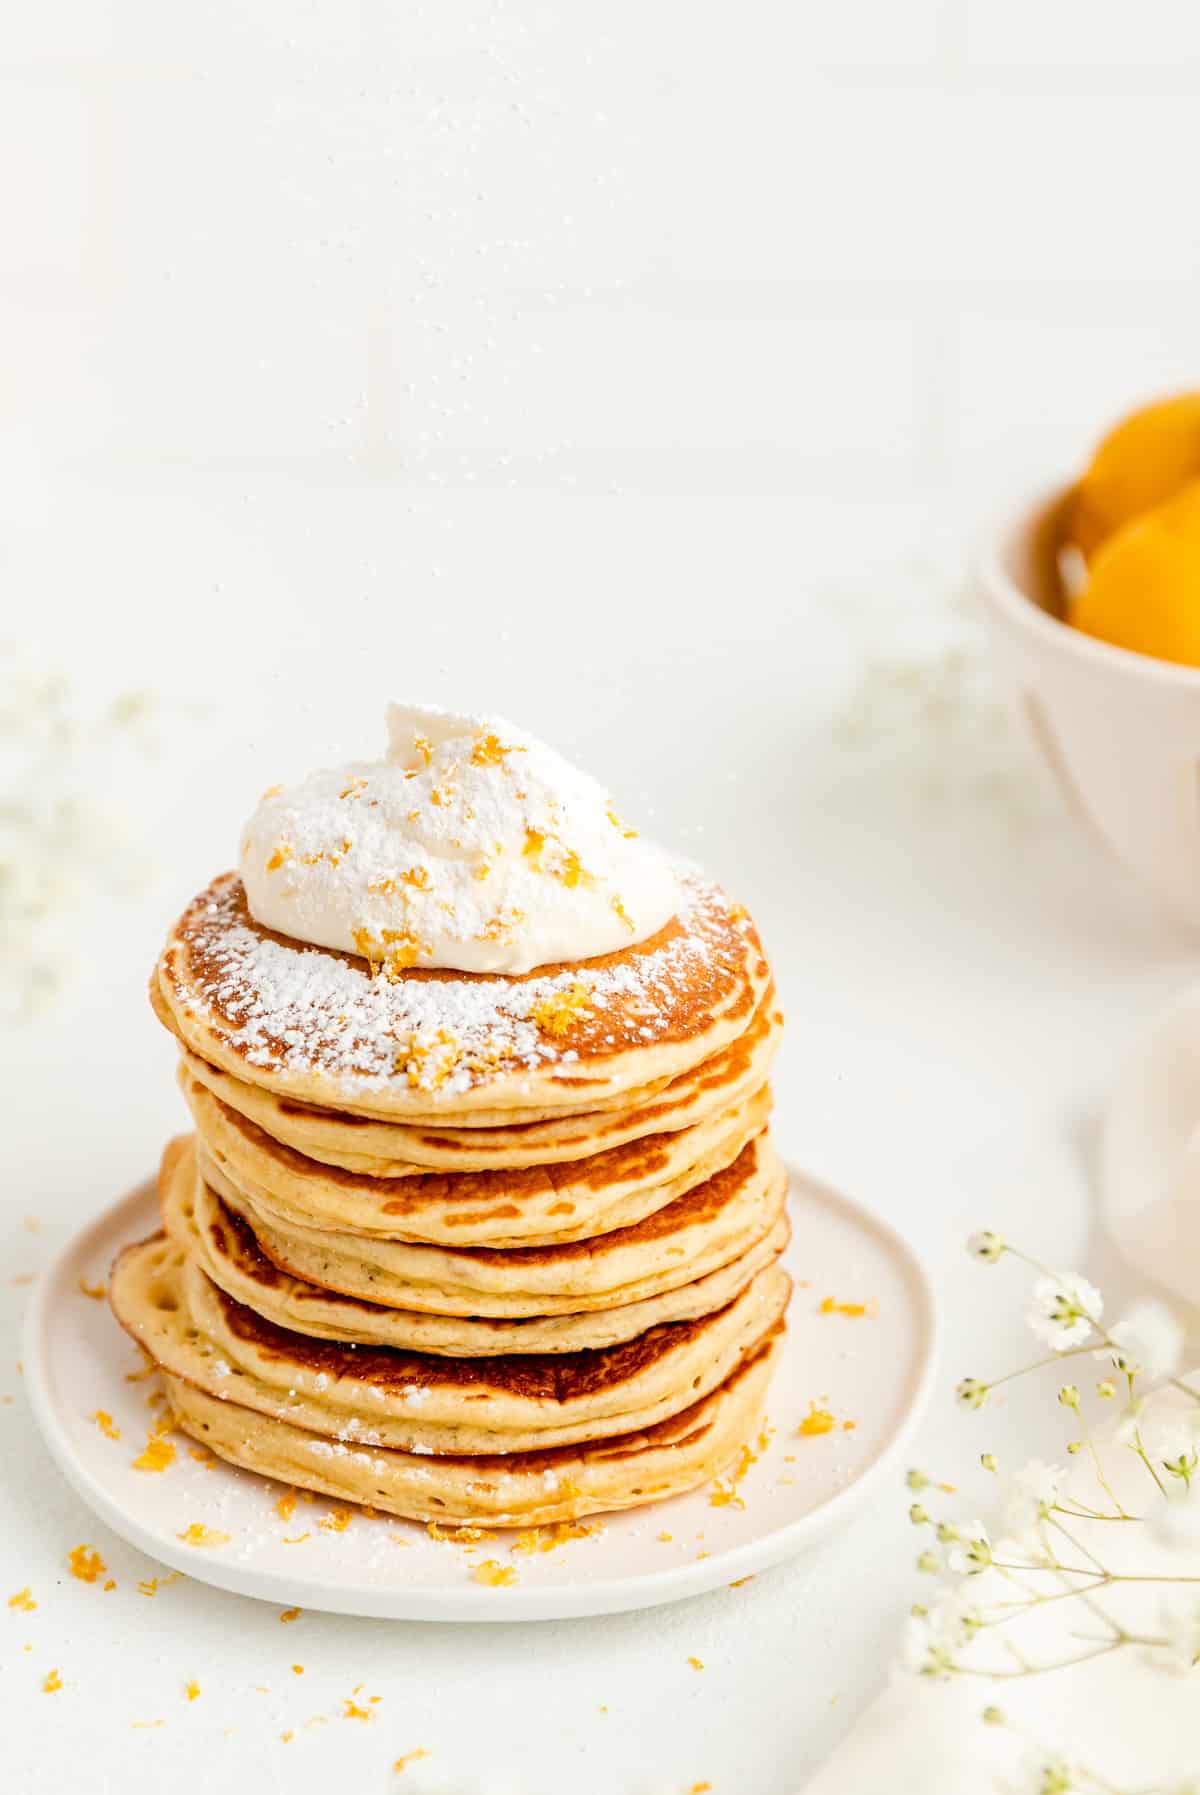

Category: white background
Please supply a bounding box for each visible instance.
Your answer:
[3,3,1200,1791]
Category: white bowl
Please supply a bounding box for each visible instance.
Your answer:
[977,483,1200,922]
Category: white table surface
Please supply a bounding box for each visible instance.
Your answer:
[3,471,1195,1794]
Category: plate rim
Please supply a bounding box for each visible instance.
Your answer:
[23,1165,940,1623]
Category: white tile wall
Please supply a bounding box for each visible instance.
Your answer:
[2,1,1198,501]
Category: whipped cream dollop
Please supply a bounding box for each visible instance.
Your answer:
[239,704,680,975]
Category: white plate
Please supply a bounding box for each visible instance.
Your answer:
[24,1167,937,1622]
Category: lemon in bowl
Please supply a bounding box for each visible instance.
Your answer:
[1067,391,1200,564]
[1070,478,1200,670]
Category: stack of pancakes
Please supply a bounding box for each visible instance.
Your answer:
[111,869,788,1527]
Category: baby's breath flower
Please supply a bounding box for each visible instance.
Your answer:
[1027,1273,1101,1350]
[1143,1413,1200,1487]
[1099,1300,1184,1382]
[1021,1755,1073,1795]
[966,1231,1006,1263]
[1057,1384,1080,1410]
[905,1468,929,1492]
[901,1589,981,1678]
[1066,1440,1082,1455]
[938,1585,982,1631]
[916,1550,941,1575]
[981,1704,1005,1726]
[944,1521,991,1576]
[1166,1449,1200,1487]
[956,1377,988,1411]
[980,1452,998,1473]
[1004,1460,1064,1537]
[908,1503,928,1526]
[1096,1380,1116,1399]
[901,1608,958,1680]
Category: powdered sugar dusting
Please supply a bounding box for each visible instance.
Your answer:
[166,870,753,1099]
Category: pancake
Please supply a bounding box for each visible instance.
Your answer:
[197,1131,788,1318]
[152,870,770,1121]
[174,989,782,1175]
[159,1133,791,1354]
[159,1328,783,1526]
[181,1064,772,1248]
[110,1232,790,1455]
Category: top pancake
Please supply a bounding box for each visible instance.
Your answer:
[152,870,770,1122]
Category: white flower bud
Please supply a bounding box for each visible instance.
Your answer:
[966,1231,1005,1263]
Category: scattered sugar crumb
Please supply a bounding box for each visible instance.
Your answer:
[8,1587,35,1612]
[91,1409,120,1441]
[42,1669,62,1693]
[184,1681,200,1702]
[279,1607,302,1624]
[688,1656,705,1672]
